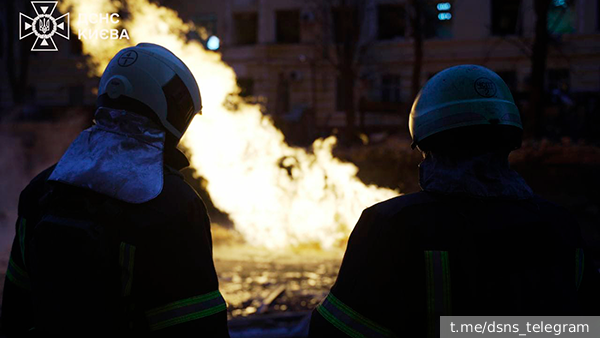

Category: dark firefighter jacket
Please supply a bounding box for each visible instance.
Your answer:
[309,152,600,338]
[1,160,230,337]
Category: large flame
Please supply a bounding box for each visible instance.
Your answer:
[60,0,397,249]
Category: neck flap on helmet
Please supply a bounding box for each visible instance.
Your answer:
[419,151,533,200]
[49,108,167,204]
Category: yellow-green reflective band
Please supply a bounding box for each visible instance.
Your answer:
[316,293,395,338]
[119,242,136,297]
[317,305,365,338]
[576,248,584,290]
[425,250,451,338]
[7,256,30,290]
[146,291,227,331]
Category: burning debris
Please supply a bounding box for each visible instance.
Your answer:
[213,246,341,318]
[213,246,342,336]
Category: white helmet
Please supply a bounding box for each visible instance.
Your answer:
[98,43,202,140]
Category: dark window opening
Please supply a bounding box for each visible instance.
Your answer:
[237,78,254,98]
[491,0,522,36]
[378,4,406,40]
[333,6,359,44]
[233,12,258,45]
[276,10,300,43]
[381,74,401,103]
[69,85,85,106]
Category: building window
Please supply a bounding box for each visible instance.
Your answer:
[377,4,406,40]
[333,6,359,44]
[424,1,453,39]
[547,0,575,35]
[276,10,300,44]
[547,69,569,90]
[496,70,518,92]
[491,0,522,36]
[233,12,258,45]
[69,85,85,106]
[381,74,401,103]
[237,78,254,98]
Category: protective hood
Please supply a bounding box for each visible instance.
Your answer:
[419,151,533,200]
[49,108,166,204]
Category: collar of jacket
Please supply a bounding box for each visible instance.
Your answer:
[418,151,533,200]
[164,146,190,171]
[49,108,168,204]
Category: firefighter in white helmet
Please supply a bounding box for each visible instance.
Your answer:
[1,43,230,337]
[309,65,600,337]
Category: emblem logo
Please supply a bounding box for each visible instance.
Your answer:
[118,50,138,67]
[19,1,70,52]
[474,77,497,98]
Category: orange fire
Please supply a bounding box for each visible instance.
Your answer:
[60,0,398,249]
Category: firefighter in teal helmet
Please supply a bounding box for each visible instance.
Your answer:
[1,43,230,337]
[409,64,523,152]
[309,65,600,337]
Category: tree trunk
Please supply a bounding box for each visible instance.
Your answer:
[342,66,356,141]
[338,2,359,144]
[529,0,552,138]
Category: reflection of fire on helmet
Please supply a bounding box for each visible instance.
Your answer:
[409,64,523,152]
[97,43,202,142]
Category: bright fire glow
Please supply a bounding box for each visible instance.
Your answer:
[59,0,398,249]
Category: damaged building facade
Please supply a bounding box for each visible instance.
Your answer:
[1,0,600,140]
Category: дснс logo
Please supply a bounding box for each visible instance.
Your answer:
[19,1,70,52]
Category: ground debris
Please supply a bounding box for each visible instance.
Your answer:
[214,246,342,319]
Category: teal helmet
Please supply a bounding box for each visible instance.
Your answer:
[409,65,522,151]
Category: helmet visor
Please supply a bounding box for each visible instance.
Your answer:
[163,73,200,136]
